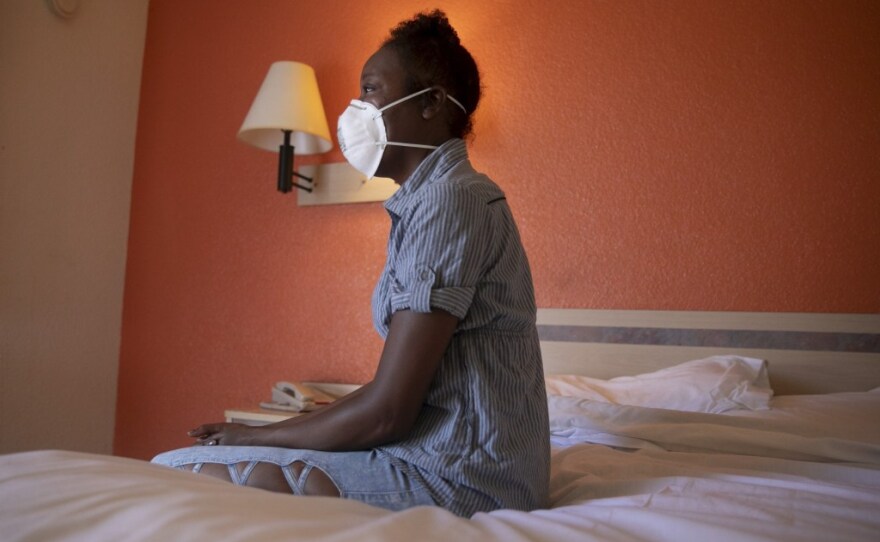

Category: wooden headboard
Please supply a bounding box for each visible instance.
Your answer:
[537,309,880,395]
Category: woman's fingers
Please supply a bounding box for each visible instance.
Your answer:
[186,422,244,446]
[187,425,209,437]
[188,423,222,439]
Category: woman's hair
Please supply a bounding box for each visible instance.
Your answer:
[382,10,481,138]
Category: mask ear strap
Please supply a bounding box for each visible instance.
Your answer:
[377,87,468,116]
[377,88,433,114]
[378,141,439,150]
[447,95,467,115]
[419,87,469,115]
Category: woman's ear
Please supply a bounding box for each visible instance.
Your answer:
[421,87,447,120]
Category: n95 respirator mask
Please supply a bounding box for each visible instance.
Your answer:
[337,87,467,179]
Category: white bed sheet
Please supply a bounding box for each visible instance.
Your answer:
[547,393,880,464]
[2,393,879,542]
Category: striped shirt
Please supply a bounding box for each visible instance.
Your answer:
[373,139,550,516]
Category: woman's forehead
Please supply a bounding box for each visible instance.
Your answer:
[361,47,405,82]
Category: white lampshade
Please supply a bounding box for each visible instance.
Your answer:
[238,61,333,155]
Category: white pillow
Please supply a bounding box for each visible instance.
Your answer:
[545,355,773,413]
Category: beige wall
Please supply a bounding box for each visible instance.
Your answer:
[0,0,148,454]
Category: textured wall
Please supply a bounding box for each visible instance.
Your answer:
[115,0,880,459]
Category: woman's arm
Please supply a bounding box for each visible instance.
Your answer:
[189,308,459,450]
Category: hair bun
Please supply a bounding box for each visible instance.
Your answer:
[383,9,481,138]
[389,9,461,46]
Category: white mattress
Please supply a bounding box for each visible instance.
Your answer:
[2,390,879,541]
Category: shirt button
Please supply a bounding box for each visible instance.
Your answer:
[420,270,432,281]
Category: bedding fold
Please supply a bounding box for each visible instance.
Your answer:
[548,395,880,465]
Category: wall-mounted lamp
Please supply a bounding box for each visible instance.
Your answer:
[237,61,332,193]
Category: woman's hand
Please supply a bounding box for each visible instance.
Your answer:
[187,423,258,447]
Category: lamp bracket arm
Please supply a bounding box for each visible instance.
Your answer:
[291,181,313,193]
[293,170,313,183]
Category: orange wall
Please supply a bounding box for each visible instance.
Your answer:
[115,0,880,459]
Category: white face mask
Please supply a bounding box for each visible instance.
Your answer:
[337,87,467,179]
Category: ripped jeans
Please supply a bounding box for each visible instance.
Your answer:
[151,446,437,512]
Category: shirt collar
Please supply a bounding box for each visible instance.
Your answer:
[384,138,468,217]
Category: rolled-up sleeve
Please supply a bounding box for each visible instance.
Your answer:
[389,185,489,319]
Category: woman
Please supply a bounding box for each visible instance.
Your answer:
[153,10,549,518]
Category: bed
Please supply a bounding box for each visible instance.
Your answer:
[2,309,879,541]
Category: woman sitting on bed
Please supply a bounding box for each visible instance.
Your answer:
[153,9,549,518]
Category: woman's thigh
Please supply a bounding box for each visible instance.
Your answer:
[152,446,437,512]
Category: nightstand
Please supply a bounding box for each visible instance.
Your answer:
[224,407,300,426]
